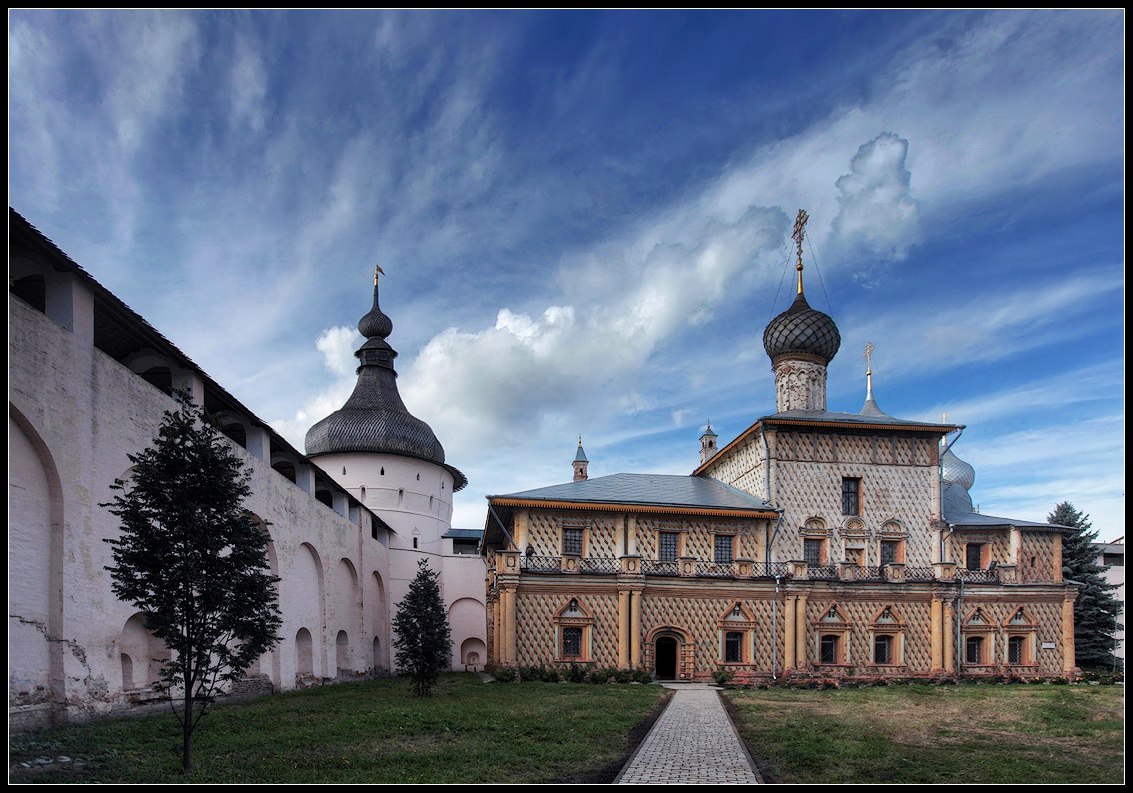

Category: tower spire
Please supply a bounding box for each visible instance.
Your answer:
[792,208,809,296]
[864,341,874,402]
[573,436,589,481]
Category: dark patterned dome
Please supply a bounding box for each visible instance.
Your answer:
[305,279,466,490]
[762,292,841,364]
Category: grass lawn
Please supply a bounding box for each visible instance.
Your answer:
[9,673,668,784]
[726,683,1124,784]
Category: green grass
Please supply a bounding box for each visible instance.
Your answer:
[9,674,668,783]
[725,683,1125,784]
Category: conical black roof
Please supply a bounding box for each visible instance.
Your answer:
[305,278,466,490]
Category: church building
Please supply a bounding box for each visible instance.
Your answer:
[481,211,1077,682]
[8,209,485,729]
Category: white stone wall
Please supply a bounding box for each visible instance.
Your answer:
[773,359,828,412]
[9,290,389,726]
[311,452,487,671]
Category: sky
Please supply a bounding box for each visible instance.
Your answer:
[9,10,1125,536]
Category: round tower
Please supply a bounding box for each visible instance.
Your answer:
[305,268,472,668]
[762,209,841,412]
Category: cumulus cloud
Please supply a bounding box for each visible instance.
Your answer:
[831,132,920,274]
[270,325,358,447]
[401,206,787,451]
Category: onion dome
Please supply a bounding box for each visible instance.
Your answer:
[305,270,466,490]
[941,448,976,491]
[763,291,841,364]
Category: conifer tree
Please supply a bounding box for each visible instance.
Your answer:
[103,392,282,774]
[392,558,453,696]
[1049,501,1121,669]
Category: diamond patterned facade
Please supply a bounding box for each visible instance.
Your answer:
[482,239,1077,682]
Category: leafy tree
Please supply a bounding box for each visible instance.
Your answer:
[1048,501,1122,670]
[103,392,282,774]
[392,558,452,696]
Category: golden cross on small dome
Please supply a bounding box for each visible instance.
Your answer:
[792,209,809,294]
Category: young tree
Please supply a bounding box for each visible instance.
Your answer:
[1049,501,1121,669]
[392,558,452,696]
[103,392,282,774]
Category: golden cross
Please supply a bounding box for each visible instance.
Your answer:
[792,209,809,267]
[792,209,809,294]
[374,264,385,285]
[864,342,874,374]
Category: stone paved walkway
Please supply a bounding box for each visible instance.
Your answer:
[615,683,762,785]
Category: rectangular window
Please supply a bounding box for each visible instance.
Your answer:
[562,528,583,556]
[874,635,893,664]
[714,535,734,565]
[804,538,823,566]
[1008,636,1025,664]
[659,532,680,562]
[725,631,743,663]
[965,636,984,664]
[562,627,583,657]
[965,543,984,571]
[820,634,840,664]
[880,540,900,566]
[841,477,861,516]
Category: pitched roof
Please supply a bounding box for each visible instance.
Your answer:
[490,473,775,514]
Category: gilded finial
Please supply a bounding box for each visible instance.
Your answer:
[864,342,874,401]
[374,264,385,285]
[792,209,809,295]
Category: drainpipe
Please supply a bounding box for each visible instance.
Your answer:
[955,577,965,678]
[761,425,773,501]
[766,510,784,576]
[772,575,781,681]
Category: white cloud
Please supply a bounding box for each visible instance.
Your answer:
[229,34,268,132]
[270,325,358,446]
[831,132,920,274]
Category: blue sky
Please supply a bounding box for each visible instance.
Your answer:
[9,10,1124,535]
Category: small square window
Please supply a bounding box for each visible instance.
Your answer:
[841,478,861,516]
[804,538,823,566]
[562,627,583,657]
[874,635,894,664]
[1008,636,1026,664]
[965,543,984,571]
[965,635,984,664]
[562,528,583,556]
[880,540,901,566]
[820,634,840,664]
[714,535,734,565]
[725,631,743,663]
[659,532,680,562]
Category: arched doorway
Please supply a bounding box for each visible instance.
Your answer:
[655,636,679,680]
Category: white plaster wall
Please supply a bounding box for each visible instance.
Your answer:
[9,288,390,725]
[313,451,487,670]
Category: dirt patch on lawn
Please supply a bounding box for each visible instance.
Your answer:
[554,687,675,784]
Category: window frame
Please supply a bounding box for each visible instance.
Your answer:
[820,633,843,665]
[965,542,985,571]
[724,631,744,663]
[658,531,681,562]
[561,526,584,557]
[841,477,862,516]
[713,534,735,565]
[803,537,825,566]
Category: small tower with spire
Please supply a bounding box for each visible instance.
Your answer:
[699,421,718,465]
[572,436,589,482]
[762,209,841,412]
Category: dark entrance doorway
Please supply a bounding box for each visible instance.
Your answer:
[655,636,678,680]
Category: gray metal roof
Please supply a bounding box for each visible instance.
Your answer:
[943,482,1071,532]
[491,473,775,512]
[761,409,955,430]
[442,528,484,540]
